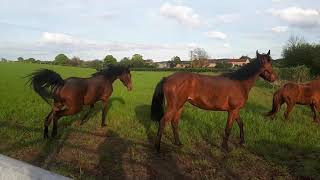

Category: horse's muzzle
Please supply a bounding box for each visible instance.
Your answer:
[127,84,133,91]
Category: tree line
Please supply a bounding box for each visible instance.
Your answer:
[5,53,159,70]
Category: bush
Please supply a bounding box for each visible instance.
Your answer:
[274,65,311,82]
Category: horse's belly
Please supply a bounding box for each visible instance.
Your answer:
[188,96,229,111]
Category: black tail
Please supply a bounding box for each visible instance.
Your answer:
[151,78,165,121]
[265,89,283,118]
[26,69,64,104]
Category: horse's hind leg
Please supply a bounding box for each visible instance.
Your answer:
[155,108,176,152]
[236,116,244,145]
[222,110,238,151]
[80,104,94,125]
[101,99,109,127]
[171,108,184,146]
[51,104,81,137]
[284,102,295,120]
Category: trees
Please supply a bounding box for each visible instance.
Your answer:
[215,61,233,69]
[190,48,209,60]
[119,57,131,66]
[17,57,24,62]
[131,54,144,67]
[25,58,36,63]
[68,56,83,66]
[103,55,117,66]
[54,54,69,65]
[169,56,181,68]
[282,36,320,74]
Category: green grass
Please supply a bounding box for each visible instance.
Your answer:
[0,62,319,179]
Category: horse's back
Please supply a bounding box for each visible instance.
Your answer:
[163,72,245,110]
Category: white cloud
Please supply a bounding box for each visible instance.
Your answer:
[204,31,227,40]
[159,2,201,27]
[215,14,240,23]
[271,26,288,33]
[3,32,197,61]
[42,32,81,44]
[223,43,231,48]
[268,7,320,28]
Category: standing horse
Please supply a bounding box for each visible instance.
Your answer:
[266,78,320,122]
[151,50,277,152]
[27,65,132,138]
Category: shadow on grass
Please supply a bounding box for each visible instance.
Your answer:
[0,97,125,171]
[249,140,320,179]
[134,104,192,179]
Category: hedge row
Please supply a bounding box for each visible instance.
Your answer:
[131,67,232,73]
[274,65,311,82]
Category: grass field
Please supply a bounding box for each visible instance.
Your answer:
[0,62,319,179]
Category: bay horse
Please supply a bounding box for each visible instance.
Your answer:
[27,65,132,138]
[151,50,277,152]
[266,78,320,122]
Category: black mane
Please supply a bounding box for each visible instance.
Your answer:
[92,65,129,78]
[222,53,270,80]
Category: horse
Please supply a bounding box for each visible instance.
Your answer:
[266,78,320,122]
[151,50,277,152]
[27,65,132,138]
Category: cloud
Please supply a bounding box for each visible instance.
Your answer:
[42,32,82,44]
[204,31,227,40]
[215,14,240,23]
[159,2,201,27]
[268,7,320,28]
[271,26,288,33]
[0,32,198,61]
[223,43,231,48]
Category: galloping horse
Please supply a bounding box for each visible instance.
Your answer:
[27,65,132,138]
[266,78,320,122]
[151,50,277,152]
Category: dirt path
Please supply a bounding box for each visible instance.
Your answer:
[8,121,296,180]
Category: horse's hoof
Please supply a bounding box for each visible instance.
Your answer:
[239,142,246,148]
[221,143,230,152]
[101,123,106,127]
[155,143,160,153]
[44,134,49,139]
[174,142,183,147]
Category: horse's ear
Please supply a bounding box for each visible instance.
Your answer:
[256,50,259,57]
[267,50,270,56]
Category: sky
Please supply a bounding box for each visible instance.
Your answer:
[0,0,320,61]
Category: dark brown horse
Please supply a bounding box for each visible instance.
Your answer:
[151,50,277,152]
[266,78,320,122]
[27,65,132,138]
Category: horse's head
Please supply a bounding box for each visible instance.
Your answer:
[257,50,277,82]
[118,66,133,91]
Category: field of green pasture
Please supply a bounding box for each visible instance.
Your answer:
[0,62,319,179]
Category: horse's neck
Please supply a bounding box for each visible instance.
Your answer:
[239,73,260,96]
[96,75,117,85]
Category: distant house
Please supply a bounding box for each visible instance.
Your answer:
[144,59,154,65]
[227,58,250,67]
[157,61,170,68]
[209,57,250,67]
[175,61,191,68]
[206,59,218,67]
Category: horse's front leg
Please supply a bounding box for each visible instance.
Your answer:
[101,99,109,127]
[236,116,245,145]
[44,110,54,139]
[222,110,238,151]
[311,102,320,123]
